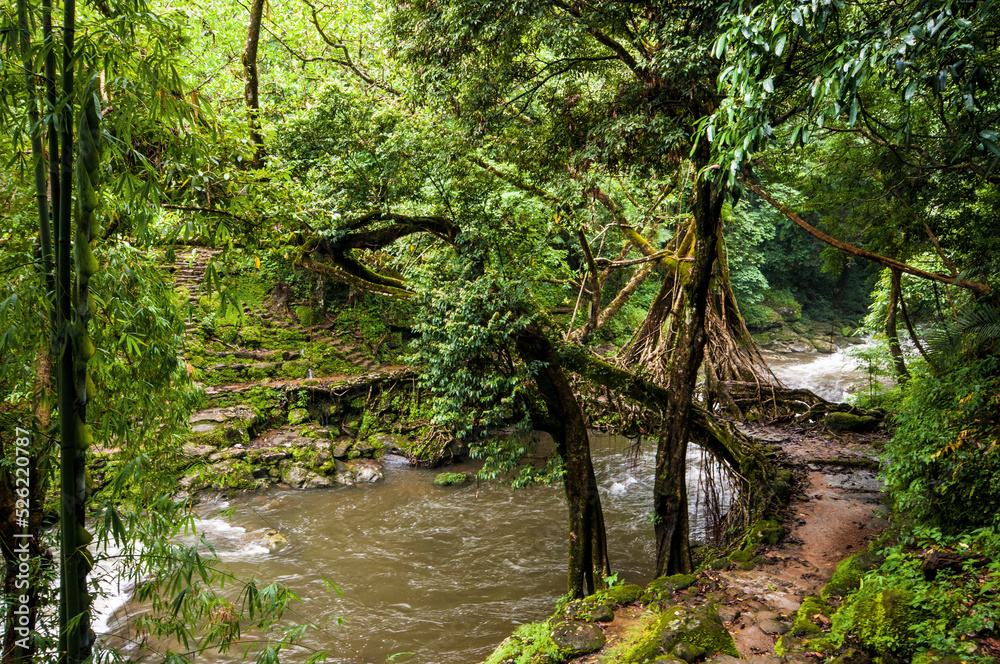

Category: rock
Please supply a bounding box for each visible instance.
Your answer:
[758,619,790,635]
[331,439,352,458]
[787,340,813,353]
[562,598,614,623]
[748,656,784,664]
[258,451,290,464]
[812,338,838,353]
[707,656,745,663]
[729,549,754,563]
[434,472,468,486]
[828,649,871,664]
[672,641,706,663]
[304,473,332,488]
[282,464,313,487]
[602,584,645,605]
[182,443,214,458]
[287,408,310,426]
[649,573,698,595]
[355,464,383,483]
[548,620,605,656]
[824,412,879,433]
[262,530,287,551]
[717,606,740,622]
[754,610,780,622]
[750,518,785,545]
[615,604,738,662]
[188,405,257,446]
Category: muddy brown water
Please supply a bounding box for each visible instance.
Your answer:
[98,435,732,663]
[96,349,868,663]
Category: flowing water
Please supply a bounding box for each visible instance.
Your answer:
[764,347,868,402]
[96,347,861,663]
[97,435,730,664]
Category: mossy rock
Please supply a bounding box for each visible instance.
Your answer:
[749,518,784,545]
[790,596,832,638]
[600,584,645,605]
[483,621,563,664]
[821,551,879,601]
[670,641,706,663]
[728,549,754,564]
[801,636,838,654]
[615,604,738,663]
[434,472,468,486]
[851,588,918,655]
[295,305,314,327]
[648,574,698,595]
[288,408,311,426]
[825,412,879,433]
[561,598,615,623]
[549,620,606,657]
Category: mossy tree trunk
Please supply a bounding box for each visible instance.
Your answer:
[653,156,724,577]
[516,323,611,598]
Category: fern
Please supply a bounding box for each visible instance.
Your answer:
[928,302,1000,365]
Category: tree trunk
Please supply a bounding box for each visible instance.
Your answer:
[516,323,611,597]
[243,0,266,169]
[887,269,909,381]
[653,157,724,577]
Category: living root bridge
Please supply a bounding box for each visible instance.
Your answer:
[558,346,780,537]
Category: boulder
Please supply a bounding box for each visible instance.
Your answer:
[812,338,838,354]
[262,530,287,551]
[672,641,706,662]
[188,405,257,447]
[287,408,310,426]
[616,604,738,662]
[548,620,606,656]
[821,551,880,600]
[758,619,789,635]
[827,649,871,664]
[649,573,698,595]
[825,412,879,432]
[281,464,313,487]
[182,443,214,458]
[562,598,615,623]
[355,463,384,483]
[434,472,469,486]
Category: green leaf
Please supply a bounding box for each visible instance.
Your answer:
[775,34,787,56]
[904,81,918,101]
[763,77,775,93]
[981,137,1000,159]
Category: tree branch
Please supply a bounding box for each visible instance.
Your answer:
[745,181,991,296]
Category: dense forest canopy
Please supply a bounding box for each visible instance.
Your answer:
[0,0,998,662]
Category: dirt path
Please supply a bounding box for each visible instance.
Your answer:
[711,424,887,660]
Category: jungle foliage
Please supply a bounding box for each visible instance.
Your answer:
[0,0,998,661]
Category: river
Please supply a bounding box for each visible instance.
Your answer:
[95,347,863,663]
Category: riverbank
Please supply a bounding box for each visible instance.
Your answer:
[484,421,888,664]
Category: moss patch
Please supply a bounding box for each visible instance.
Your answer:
[821,551,879,601]
[482,621,563,664]
[608,604,738,663]
[790,596,832,638]
[851,587,918,655]
[599,584,645,606]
